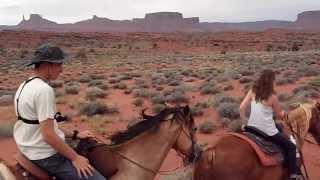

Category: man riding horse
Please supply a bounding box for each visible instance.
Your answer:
[13,44,106,180]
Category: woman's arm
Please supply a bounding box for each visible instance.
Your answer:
[271,95,286,119]
[239,89,252,125]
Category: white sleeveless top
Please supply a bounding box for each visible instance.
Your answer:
[247,101,279,136]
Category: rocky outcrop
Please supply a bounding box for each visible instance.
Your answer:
[293,11,320,30]
[295,11,320,24]
[17,14,58,30]
[2,10,320,32]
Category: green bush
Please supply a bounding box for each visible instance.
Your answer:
[152,104,166,113]
[199,121,216,134]
[88,80,104,87]
[0,95,13,106]
[79,101,118,116]
[217,102,240,120]
[0,121,14,137]
[65,85,80,95]
[132,98,144,107]
[50,80,64,88]
[86,87,107,100]
[78,75,92,83]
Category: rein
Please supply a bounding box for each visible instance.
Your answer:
[90,110,200,175]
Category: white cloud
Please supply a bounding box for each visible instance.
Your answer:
[1,0,320,25]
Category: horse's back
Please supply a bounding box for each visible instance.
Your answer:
[194,135,283,180]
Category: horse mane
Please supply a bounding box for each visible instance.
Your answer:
[110,107,179,145]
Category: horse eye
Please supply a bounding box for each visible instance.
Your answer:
[193,127,198,132]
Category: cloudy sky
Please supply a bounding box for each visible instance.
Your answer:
[1,0,320,25]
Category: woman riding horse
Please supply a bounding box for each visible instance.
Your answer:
[239,69,301,180]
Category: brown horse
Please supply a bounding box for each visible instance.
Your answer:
[193,102,320,180]
[0,105,200,180]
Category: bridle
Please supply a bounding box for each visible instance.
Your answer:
[107,107,201,175]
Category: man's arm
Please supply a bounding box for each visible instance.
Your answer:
[40,119,94,178]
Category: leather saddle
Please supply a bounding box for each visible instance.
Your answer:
[14,152,53,180]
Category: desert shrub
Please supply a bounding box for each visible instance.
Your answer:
[133,88,150,98]
[292,85,319,98]
[132,98,144,107]
[97,84,109,90]
[200,83,220,95]
[240,70,255,76]
[199,121,216,134]
[223,84,234,91]
[79,101,118,116]
[165,91,189,103]
[276,76,297,85]
[181,69,193,77]
[185,78,196,82]
[190,105,204,117]
[152,104,166,113]
[213,94,238,107]
[309,77,320,88]
[113,82,127,90]
[90,74,106,80]
[50,80,64,88]
[88,80,104,87]
[75,48,87,58]
[220,117,232,128]
[155,86,164,91]
[297,66,319,77]
[278,93,292,102]
[118,74,132,81]
[65,85,80,95]
[109,78,121,84]
[151,94,166,104]
[0,95,13,106]
[239,77,252,84]
[86,87,107,100]
[168,79,180,86]
[0,121,14,137]
[55,90,64,98]
[217,102,240,120]
[227,119,242,132]
[124,89,132,95]
[78,75,92,83]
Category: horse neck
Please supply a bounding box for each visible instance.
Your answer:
[112,119,182,179]
[286,105,311,148]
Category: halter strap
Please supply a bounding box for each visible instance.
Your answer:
[16,77,41,125]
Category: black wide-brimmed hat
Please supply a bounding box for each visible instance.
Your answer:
[27,44,67,66]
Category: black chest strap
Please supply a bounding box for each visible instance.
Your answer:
[16,77,41,124]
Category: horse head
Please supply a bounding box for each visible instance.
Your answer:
[171,105,202,165]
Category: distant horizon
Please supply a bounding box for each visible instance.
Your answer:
[1,9,320,26]
[1,0,320,25]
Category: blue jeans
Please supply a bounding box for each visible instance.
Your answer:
[32,153,106,180]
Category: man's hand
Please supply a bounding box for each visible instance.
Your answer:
[77,130,95,139]
[72,154,94,178]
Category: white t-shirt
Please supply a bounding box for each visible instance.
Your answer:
[13,77,65,160]
[247,101,279,136]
